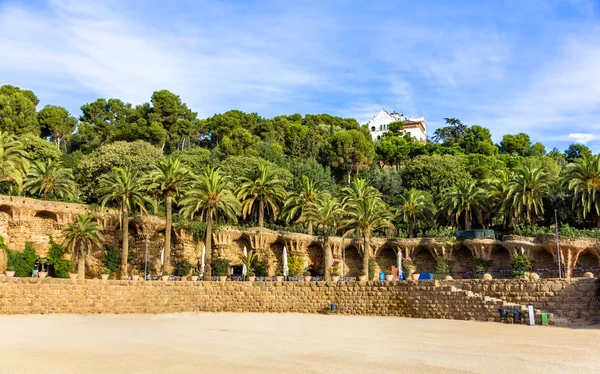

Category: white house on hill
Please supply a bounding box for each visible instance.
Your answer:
[367,109,426,142]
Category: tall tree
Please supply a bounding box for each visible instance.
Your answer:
[180,167,241,280]
[566,154,600,227]
[432,118,466,146]
[99,167,149,278]
[0,131,29,193]
[283,176,323,235]
[485,170,512,228]
[440,180,488,229]
[149,157,191,272]
[0,85,39,135]
[505,165,550,225]
[397,189,435,238]
[62,214,103,279]
[302,196,344,280]
[237,165,287,227]
[23,160,76,200]
[327,129,375,184]
[38,105,77,151]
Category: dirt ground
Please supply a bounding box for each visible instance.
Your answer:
[0,313,599,373]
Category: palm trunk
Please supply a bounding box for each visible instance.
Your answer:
[121,204,129,279]
[362,234,370,279]
[465,208,471,230]
[409,220,414,238]
[347,167,352,184]
[307,221,313,236]
[323,225,330,280]
[204,208,213,281]
[596,215,600,229]
[164,194,172,273]
[258,199,264,227]
[78,244,86,280]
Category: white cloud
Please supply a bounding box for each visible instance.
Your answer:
[568,133,596,144]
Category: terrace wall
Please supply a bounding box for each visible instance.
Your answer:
[3,277,597,325]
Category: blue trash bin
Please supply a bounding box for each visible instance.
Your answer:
[379,271,385,281]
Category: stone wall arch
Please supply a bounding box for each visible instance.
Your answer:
[341,245,361,277]
[413,247,436,273]
[34,210,58,222]
[530,248,556,276]
[573,250,600,277]
[488,247,511,273]
[0,205,13,220]
[375,245,397,274]
[306,244,323,275]
[453,245,474,277]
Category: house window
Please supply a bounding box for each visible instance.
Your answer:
[380,125,382,131]
[371,126,376,132]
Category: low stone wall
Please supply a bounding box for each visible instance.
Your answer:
[454,278,600,324]
[0,278,512,321]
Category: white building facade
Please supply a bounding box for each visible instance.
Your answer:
[367,109,427,142]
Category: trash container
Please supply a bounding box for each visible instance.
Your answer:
[541,313,549,325]
[379,271,385,281]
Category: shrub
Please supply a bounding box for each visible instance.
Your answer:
[368,258,376,280]
[433,258,453,279]
[7,242,38,277]
[251,258,269,277]
[510,254,532,279]
[212,258,230,276]
[104,246,120,273]
[247,269,256,276]
[174,260,193,277]
[472,257,493,279]
[330,266,339,276]
[287,255,304,277]
[48,236,73,278]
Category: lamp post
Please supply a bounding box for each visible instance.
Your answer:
[144,223,149,281]
[555,209,562,279]
[342,234,345,279]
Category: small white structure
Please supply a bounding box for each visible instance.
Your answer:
[367,109,426,142]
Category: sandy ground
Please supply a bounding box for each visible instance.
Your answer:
[0,313,599,374]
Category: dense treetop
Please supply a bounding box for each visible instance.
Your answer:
[1,84,599,239]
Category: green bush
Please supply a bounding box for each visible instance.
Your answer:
[287,255,304,277]
[433,258,453,279]
[368,258,376,280]
[174,260,193,277]
[104,246,120,273]
[212,258,231,276]
[251,258,269,277]
[48,236,73,278]
[510,254,532,279]
[472,257,493,279]
[7,242,38,277]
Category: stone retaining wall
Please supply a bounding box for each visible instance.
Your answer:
[0,278,562,325]
[454,278,600,324]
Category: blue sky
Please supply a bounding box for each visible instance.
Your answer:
[1,0,599,151]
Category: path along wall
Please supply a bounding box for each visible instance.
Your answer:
[4,277,598,324]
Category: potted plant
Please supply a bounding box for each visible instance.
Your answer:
[131,266,140,281]
[68,264,78,280]
[100,267,110,281]
[213,258,230,281]
[191,270,199,282]
[275,271,284,282]
[303,269,312,282]
[384,270,393,281]
[38,259,48,279]
[358,270,367,282]
[403,259,419,280]
[161,271,170,281]
[5,264,15,278]
[247,269,256,282]
[330,266,340,282]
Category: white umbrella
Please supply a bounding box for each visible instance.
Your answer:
[397,249,402,280]
[160,246,165,267]
[282,246,289,277]
[242,246,248,276]
[200,245,206,276]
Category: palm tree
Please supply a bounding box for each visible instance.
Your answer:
[23,160,77,200]
[440,180,488,230]
[485,170,511,228]
[505,165,550,225]
[149,157,190,273]
[98,167,149,278]
[397,188,435,238]
[302,195,344,280]
[340,177,380,206]
[0,131,29,193]
[566,154,600,227]
[342,194,395,278]
[180,166,241,280]
[237,165,287,227]
[283,176,323,235]
[62,214,103,279]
